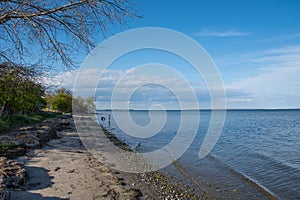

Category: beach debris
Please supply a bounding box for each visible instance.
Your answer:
[0,184,9,200]
[0,115,72,159]
[0,115,73,199]
[122,188,143,199]
[54,166,61,171]
[15,131,40,148]
[141,170,206,200]
[103,188,119,199]
[0,157,26,199]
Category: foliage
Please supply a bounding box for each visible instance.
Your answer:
[46,88,72,113]
[72,96,87,113]
[85,96,96,113]
[0,0,139,69]
[0,112,60,133]
[0,142,14,150]
[46,88,96,113]
[73,96,96,113]
[0,63,46,115]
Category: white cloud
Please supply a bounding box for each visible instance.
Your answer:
[97,72,204,109]
[196,29,251,37]
[227,98,253,102]
[258,33,300,43]
[42,70,77,90]
[45,66,224,110]
[225,45,300,108]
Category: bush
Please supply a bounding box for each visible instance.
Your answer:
[0,63,46,115]
[0,112,60,133]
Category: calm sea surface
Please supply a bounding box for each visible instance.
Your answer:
[98,110,300,199]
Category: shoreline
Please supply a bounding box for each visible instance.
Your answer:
[98,114,281,200]
[1,115,159,199]
[100,125,208,199]
[0,114,279,199]
[1,114,209,199]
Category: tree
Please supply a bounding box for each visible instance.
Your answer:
[85,96,96,113]
[72,96,88,113]
[0,62,46,115]
[48,88,72,113]
[45,88,95,113]
[73,95,96,113]
[0,0,139,69]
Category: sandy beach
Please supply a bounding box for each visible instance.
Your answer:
[0,116,160,200]
[0,113,284,200]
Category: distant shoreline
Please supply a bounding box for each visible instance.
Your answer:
[95,108,300,112]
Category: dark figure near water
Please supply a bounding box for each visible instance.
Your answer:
[108,114,111,127]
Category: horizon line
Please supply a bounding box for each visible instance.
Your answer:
[95,108,300,111]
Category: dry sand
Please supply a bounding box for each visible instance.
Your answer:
[9,121,158,200]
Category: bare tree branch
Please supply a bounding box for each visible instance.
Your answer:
[0,0,140,70]
[0,0,88,23]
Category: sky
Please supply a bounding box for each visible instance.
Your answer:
[50,0,300,109]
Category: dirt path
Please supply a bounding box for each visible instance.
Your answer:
[9,122,157,200]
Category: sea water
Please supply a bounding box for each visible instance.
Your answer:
[98,110,300,199]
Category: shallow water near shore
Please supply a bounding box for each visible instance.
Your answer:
[98,110,300,199]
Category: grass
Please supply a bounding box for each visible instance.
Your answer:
[0,111,61,133]
[0,142,15,157]
[0,142,14,150]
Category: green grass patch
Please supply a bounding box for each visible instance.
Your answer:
[0,112,61,133]
[0,142,14,150]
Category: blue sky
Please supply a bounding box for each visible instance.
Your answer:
[52,0,300,109]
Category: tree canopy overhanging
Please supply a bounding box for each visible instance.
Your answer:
[0,62,46,115]
[0,0,139,70]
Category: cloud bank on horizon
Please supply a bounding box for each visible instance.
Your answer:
[44,0,300,109]
[45,43,300,109]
